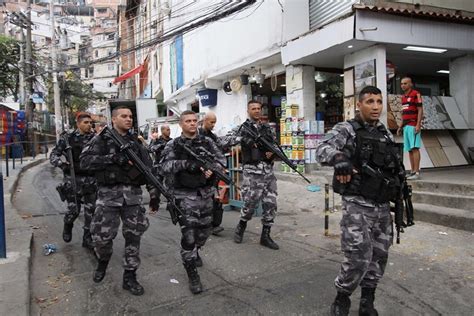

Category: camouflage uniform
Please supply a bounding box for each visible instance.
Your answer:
[197,127,240,229]
[160,134,225,263]
[148,136,172,208]
[50,130,97,243]
[80,131,153,270]
[315,118,395,295]
[238,119,278,225]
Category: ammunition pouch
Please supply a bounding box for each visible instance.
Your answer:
[333,166,399,203]
[175,171,207,189]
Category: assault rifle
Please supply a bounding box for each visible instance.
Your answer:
[179,142,233,186]
[101,126,186,225]
[62,131,79,211]
[401,179,415,227]
[240,122,311,183]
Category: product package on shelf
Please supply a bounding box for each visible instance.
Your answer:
[279,104,306,174]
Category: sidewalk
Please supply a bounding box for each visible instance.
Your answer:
[0,156,47,316]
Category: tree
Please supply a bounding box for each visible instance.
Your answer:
[0,35,20,100]
[59,73,104,121]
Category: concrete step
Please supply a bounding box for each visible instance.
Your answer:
[413,203,474,232]
[412,191,474,211]
[410,180,474,196]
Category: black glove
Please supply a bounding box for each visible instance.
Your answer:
[186,161,202,173]
[112,153,129,166]
[149,197,160,212]
[332,154,353,176]
[241,137,255,148]
[59,161,70,171]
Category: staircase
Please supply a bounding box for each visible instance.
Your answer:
[410,180,474,232]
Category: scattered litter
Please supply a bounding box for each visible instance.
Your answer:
[31,226,40,229]
[298,233,310,237]
[21,214,32,219]
[438,232,448,235]
[306,185,321,192]
[35,297,47,304]
[389,262,394,266]
[43,244,57,256]
[170,279,179,284]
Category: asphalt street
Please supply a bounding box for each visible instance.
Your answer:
[12,162,474,315]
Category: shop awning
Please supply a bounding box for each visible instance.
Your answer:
[113,64,144,84]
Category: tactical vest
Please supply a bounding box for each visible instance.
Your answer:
[173,135,215,189]
[69,132,94,175]
[198,127,217,142]
[333,120,401,203]
[241,122,274,165]
[95,133,147,186]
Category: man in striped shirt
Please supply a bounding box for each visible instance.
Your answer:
[397,77,423,180]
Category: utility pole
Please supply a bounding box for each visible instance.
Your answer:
[18,31,25,108]
[25,0,35,155]
[50,1,62,141]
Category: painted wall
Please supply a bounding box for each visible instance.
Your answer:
[282,0,310,41]
[355,11,474,51]
[450,54,474,157]
[344,45,388,124]
[159,1,290,132]
[161,0,284,102]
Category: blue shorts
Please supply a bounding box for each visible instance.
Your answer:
[403,125,421,152]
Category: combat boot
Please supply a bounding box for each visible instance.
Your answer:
[183,261,203,294]
[260,225,279,250]
[195,251,203,267]
[82,234,94,251]
[330,292,351,316]
[123,270,145,296]
[233,220,247,243]
[62,223,73,243]
[359,287,378,316]
[93,260,109,283]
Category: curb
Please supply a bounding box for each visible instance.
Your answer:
[0,158,46,316]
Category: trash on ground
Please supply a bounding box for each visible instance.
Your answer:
[438,232,448,235]
[170,278,179,284]
[306,185,321,192]
[43,243,57,256]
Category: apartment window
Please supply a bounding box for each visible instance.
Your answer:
[107,33,115,41]
[154,52,158,71]
[108,82,113,88]
[95,50,98,58]
[97,8,107,14]
[107,49,114,56]
[89,83,94,89]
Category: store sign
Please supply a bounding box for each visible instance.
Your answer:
[198,89,218,107]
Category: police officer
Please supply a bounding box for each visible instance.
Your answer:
[50,113,96,249]
[316,86,401,316]
[148,124,172,212]
[198,112,227,236]
[233,100,279,250]
[80,106,159,296]
[160,110,225,294]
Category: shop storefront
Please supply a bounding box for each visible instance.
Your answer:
[281,5,474,170]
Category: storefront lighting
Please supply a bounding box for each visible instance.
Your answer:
[437,70,450,74]
[280,84,286,87]
[339,74,344,77]
[403,46,447,53]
